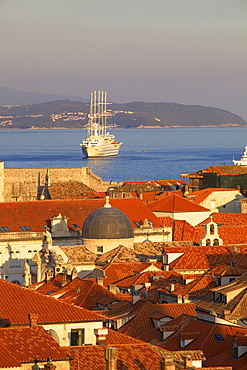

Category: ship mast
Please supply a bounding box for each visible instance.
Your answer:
[87,90,108,137]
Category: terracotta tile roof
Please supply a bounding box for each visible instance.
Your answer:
[144,314,247,363]
[195,287,247,320]
[133,262,163,273]
[209,265,247,277]
[173,219,198,242]
[0,279,105,326]
[32,273,72,294]
[60,245,96,262]
[68,343,167,370]
[51,278,124,310]
[189,165,247,177]
[134,190,184,205]
[0,198,161,232]
[116,271,174,289]
[148,193,210,212]
[211,272,247,294]
[152,303,197,319]
[188,188,239,205]
[133,241,165,256]
[170,274,216,298]
[101,261,155,287]
[0,326,68,363]
[48,181,95,199]
[116,300,197,339]
[173,214,247,246]
[166,245,247,272]
[204,348,247,370]
[96,245,141,265]
[158,216,174,227]
[0,340,20,368]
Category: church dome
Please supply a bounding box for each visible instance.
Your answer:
[82,200,134,240]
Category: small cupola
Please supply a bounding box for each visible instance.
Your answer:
[200,216,223,246]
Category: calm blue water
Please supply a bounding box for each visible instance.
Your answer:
[0,127,246,181]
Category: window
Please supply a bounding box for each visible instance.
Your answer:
[206,239,211,246]
[9,251,21,267]
[0,226,10,232]
[97,246,104,254]
[214,334,224,342]
[133,221,140,227]
[71,329,85,346]
[210,224,215,235]
[213,238,219,246]
[20,226,32,231]
[73,223,80,229]
[12,280,21,285]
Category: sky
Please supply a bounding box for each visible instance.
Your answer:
[1,0,247,119]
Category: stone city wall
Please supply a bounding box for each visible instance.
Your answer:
[1,163,113,202]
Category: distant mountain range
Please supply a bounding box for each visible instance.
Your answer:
[0,86,88,105]
[0,87,246,129]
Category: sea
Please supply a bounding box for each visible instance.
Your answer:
[0,127,246,182]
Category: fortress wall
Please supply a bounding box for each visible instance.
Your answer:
[3,165,111,202]
[0,162,4,202]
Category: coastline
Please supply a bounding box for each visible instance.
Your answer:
[0,124,246,130]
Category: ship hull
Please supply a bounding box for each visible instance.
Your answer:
[81,142,122,158]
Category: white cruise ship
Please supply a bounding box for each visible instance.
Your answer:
[232,146,247,166]
[80,91,122,158]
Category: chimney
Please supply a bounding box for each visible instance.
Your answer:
[169,282,175,292]
[162,252,169,271]
[132,291,141,305]
[44,361,56,370]
[224,309,231,320]
[45,268,54,282]
[97,277,104,286]
[61,272,67,286]
[105,347,118,370]
[94,328,108,346]
[183,355,192,368]
[160,356,175,370]
[29,313,38,327]
[108,284,117,294]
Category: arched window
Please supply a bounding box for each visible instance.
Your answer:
[213,238,219,246]
[48,329,60,344]
[12,280,21,285]
[206,239,211,246]
[210,224,215,235]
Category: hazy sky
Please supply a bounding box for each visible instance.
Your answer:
[1,0,247,119]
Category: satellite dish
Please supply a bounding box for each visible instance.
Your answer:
[232,245,239,254]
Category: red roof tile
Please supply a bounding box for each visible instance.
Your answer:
[0,279,105,326]
[68,343,166,370]
[0,198,161,232]
[188,188,239,205]
[0,326,68,363]
[148,193,210,213]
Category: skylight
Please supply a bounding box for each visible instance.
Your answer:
[20,226,32,231]
[214,334,224,341]
[0,226,10,232]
